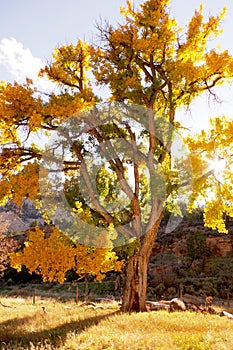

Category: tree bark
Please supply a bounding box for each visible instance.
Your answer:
[121,248,148,312]
[122,214,163,312]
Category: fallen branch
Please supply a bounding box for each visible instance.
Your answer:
[146,301,170,311]
[87,304,104,310]
[79,301,97,307]
[79,301,105,310]
[0,301,16,308]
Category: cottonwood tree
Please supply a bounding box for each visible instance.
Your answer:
[1,0,233,311]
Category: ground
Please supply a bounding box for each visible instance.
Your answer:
[0,285,233,350]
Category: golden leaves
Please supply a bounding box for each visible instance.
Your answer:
[0,80,43,132]
[10,227,74,283]
[40,40,92,93]
[44,90,93,125]
[186,116,233,233]
[179,4,225,59]
[0,162,40,206]
[120,0,133,18]
[204,200,228,234]
[92,0,232,110]
[74,244,123,282]
[10,227,123,283]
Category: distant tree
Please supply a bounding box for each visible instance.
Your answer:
[9,227,123,284]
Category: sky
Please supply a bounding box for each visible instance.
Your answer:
[0,0,233,133]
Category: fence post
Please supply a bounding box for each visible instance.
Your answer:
[179,283,183,299]
[85,275,89,301]
[33,287,36,304]
[75,286,79,304]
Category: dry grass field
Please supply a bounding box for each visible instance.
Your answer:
[0,295,233,350]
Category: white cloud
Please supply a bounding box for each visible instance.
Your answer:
[0,38,55,92]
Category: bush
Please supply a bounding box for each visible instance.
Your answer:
[155,283,166,298]
[187,231,208,262]
[166,287,177,298]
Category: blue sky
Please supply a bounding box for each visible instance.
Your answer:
[0,0,233,132]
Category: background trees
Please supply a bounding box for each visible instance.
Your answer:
[1,0,233,311]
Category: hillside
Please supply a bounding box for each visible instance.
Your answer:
[1,202,233,300]
[148,211,233,300]
[0,200,44,234]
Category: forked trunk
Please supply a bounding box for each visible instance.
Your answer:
[122,216,162,312]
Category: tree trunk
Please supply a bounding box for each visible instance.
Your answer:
[122,216,162,312]
[121,249,148,312]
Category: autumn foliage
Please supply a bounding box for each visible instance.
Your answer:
[10,226,123,284]
[1,0,233,311]
[187,117,233,233]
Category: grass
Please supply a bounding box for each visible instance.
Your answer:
[0,297,233,349]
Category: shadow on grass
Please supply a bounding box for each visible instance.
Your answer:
[0,310,119,348]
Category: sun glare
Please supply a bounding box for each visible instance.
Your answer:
[207,156,226,182]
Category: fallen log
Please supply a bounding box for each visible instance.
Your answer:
[146,296,233,319]
[146,301,170,311]
[169,298,186,312]
[79,301,97,307]
[220,311,233,319]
